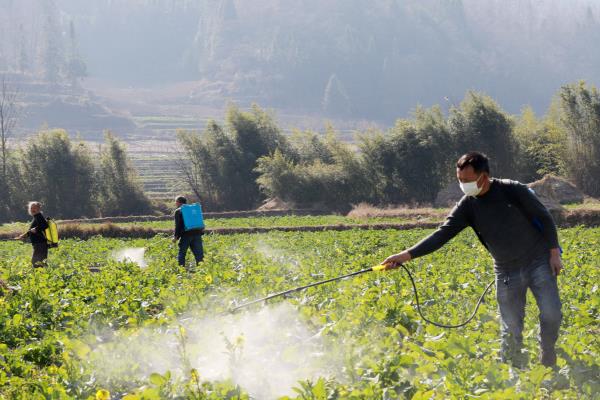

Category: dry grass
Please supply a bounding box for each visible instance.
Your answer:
[0,223,169,241]
[347,203,449,219]
[560,209,600,227]
[58,223,170,239]
[58,216,171,224]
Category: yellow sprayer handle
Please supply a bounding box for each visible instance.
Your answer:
[372,264,387,272]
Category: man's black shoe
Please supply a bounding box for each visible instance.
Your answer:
[540,348,557,367]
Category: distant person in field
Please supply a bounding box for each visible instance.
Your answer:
[16,201,49,268]
[381,152,563,368]
[173,195,204,270]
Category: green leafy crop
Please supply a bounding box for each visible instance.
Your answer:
[0,226,598,399]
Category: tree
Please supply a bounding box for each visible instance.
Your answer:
[176,121,246,209]
[176,104,293,210]
[0,155,26,223]
[256,129,371,210]
[322,74,352,116]
[227,104,293,204]
[559,82,600,196]
[0,76,20,180]
[97,132,153,216]
[41,12,63,82]
[66,20,87,82]
[20,130,96,218]
[449,92,517,178]
[360,106,453,204]
[513,106,566,182]
[288,130,334,164]
[255,150,302,203]
[0,76,21,223]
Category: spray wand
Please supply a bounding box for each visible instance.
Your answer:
[228,263,495,329]
[228,266,380,313]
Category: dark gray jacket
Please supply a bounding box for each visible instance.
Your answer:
[408,179,559,270]
[28,213,49,245]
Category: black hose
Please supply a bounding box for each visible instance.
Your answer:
[398,263,495,328]
[228,264,495,328]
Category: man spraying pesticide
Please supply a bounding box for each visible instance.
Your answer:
[15,201,59,268]
[229,152,561,368]
[380,152,563,368]
[173,195,205,272]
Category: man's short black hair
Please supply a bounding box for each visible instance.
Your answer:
[457,152,490,174]
[175,195,187,204]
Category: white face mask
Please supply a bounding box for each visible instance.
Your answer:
[459,176,482,197]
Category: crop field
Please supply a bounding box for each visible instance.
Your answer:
[0,225,598,399]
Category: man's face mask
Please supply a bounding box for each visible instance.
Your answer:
[459,174,483,197]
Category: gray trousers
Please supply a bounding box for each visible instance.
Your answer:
[495,255,562,362]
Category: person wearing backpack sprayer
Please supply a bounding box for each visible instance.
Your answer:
[381,152,563,368]
[15,201,49,268]
[173,195,204,271]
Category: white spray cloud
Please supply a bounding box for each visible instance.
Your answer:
[86,303,343,399]
[113,247,147,268]
[253,239,302,271]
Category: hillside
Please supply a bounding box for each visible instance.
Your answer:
[2,0,600,128]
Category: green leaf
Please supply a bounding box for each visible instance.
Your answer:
[411,389,434,400]
[149,373,167,386]
[140,388,161,400]
[71,340,91,359]
[312,378,327,399]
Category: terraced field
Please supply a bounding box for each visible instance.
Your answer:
[130,154,187,200]
[131,116,217,135]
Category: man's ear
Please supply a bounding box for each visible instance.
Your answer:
[480,172,491,186]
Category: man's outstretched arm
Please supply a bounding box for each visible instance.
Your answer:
[381,200,470,269]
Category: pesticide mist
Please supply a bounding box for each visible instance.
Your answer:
[113,247,147,268]
[84,303,342,399]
